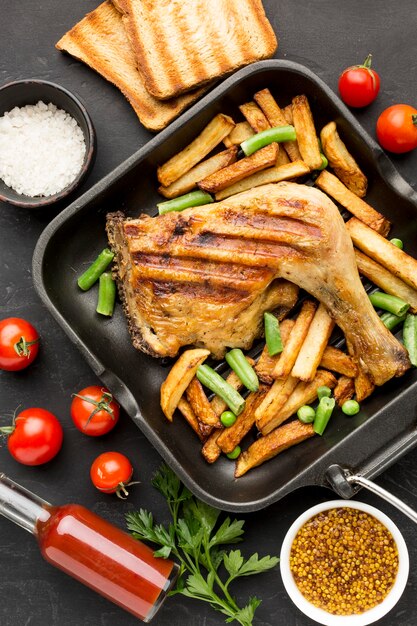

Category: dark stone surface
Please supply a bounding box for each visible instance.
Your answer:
[1,1,416,624]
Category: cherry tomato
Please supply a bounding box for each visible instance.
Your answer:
[376,104,417,154]
[90,452,136,499]
[2,408,63,466]
[71,386,120,436]
[0,318,39,371]
[338,54,380,108]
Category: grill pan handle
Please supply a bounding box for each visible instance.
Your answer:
[326,464,417,525]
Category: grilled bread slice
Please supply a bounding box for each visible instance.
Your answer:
[112,0,277,100]
[56,1,205,131]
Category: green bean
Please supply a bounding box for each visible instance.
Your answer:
[297,405,316,424]
[264,312,283,356]
[313,397,336,436]
[380,312,407,331]
[369,291,409,317]
[403,313,417,367]
[317,386,332,400]
[77,248,114,291]
[342,400,360,415]
[226,446,241,460]
[96,272,116,317]
[225,348,259,392]
[390,238,403,249]
[196,364,246,415]
[317,154,328,170]
[240,125,297,156]
[221,411,237,428]
[157,190,213,215]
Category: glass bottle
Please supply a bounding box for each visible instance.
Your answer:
[0,474,178,622]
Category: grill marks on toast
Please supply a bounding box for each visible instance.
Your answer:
[113,0,277,100]
[56,1,205,131]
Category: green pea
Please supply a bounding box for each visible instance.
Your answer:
[226,446,241,460]
[342,399,360,416]
[390,238,403,250]
[221,410,237,428]
[297,405,316,424]
[317,386,332,400]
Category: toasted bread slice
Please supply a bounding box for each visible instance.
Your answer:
[113,0,277,100]
[56,2,205,131]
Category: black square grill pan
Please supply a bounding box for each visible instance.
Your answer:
[33,60,417,512]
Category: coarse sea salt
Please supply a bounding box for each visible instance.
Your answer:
[0,100,86,197]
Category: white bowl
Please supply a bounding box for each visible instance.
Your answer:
[280,500,409,626]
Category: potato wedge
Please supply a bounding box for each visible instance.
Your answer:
[273,300,317,379]
[235,420,315,477]
[215,160,310,200]
[158,147,238,198]
[334,376,355,407]
[186,378,221,429]
[292,95,322,170]
[354,249,417,313]
[255,375,299,434]
[347,218,417,291]
[255,319,295,384]
[355,367,375,402]
[177,397,206,441]
[239,101,270,132]
[315,170,390,235]
[201,428,223,463]
[223,121,254,148]
[217,386,269,454]
[259,370,337,435]
[198,143,279,194]
[160,348,210,420]
[320,121,367,197]
[291,304,335,382]
[320,346,358,377]
[157,114,235,187]
[254,89,302,162]
[210,357,255,415]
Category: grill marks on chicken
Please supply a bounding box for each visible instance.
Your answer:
[107,182,410,385]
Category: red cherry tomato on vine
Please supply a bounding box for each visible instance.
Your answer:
[71,386,120,436]
[0,318,39,371]
[90,452,136,499]
[376,104,417,154]
[2,408,63,466]
[338,54,380,108]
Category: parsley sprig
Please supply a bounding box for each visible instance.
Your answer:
[126,464,279,626]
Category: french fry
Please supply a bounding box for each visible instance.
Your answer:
[259,370,337,435]
[255,319,295,384]
[272,300,317,379]
[347,218,417,292]
[254,89,302,162]
[235,420,315,477]
[177,398,206,441]
[255,375,299,434]
[291,304,335,381]
[158,147,238,198]
[291,95,322,170]
[215,160,310,200]
[201,429,223,463]
[282,104,294,125]
[198,143,279,194]
[217,387,269,454]
[320,121,367,197]
[355,249,417,313]
[334,376,355,406]
[160,348,210,420]
[355,367,375,402]
[157,114,235,187]
[186,378,221,428]
[315,170,390,235]
[210,357,255,415]
[320,346,358,378]
[239,101,270,132]
[223,121,254,148]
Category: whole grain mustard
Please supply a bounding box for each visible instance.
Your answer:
[290,507,399,615]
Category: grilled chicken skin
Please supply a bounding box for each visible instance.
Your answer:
[107,182,410,385]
